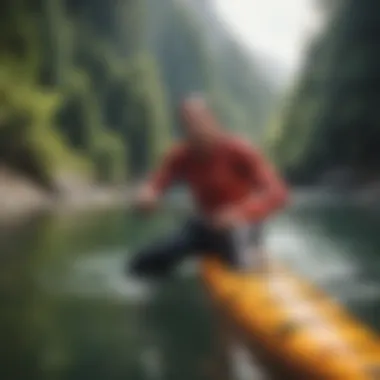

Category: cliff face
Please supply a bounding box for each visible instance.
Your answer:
[268,0,380,186]
[0,0,167,188]
[0,0,277,192]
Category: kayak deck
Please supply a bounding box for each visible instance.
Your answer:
[201,258,380,380]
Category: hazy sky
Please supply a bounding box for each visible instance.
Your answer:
[213,0,323,75]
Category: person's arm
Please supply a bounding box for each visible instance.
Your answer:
[232,143,289,222]
[144,144,186,197]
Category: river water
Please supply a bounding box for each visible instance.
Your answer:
[0,193,380,380]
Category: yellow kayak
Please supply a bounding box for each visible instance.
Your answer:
[201,258,380,379]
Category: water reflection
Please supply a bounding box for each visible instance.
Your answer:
[0,198,379,379]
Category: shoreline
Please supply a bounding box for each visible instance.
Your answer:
[0,168,136,225]
[0,188,133,225]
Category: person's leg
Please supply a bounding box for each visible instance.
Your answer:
[128,217,208,278]
[211,223,265,271]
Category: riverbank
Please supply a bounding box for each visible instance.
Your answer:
[0,167,135,225]
[294,184,380,208]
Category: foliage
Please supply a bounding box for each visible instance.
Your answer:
[268,0,380,184]
[0,0,277,188]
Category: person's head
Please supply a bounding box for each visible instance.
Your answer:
[179,94,223,149]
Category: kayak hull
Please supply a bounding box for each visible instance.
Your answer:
[201,258,380,380]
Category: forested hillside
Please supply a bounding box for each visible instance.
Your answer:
[268,0,380,186]
[0,0,170,189]
[0,0,277,192]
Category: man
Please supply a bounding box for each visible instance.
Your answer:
[129,95,288,277]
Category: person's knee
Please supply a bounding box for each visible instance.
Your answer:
[126,221,199,278]
[127,239,181,278]
[127,251,147,276]
[127,248,163,278]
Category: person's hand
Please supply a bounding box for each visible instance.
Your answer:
[210,207,242,230]
[134,185,158,213]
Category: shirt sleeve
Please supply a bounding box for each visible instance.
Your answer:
[146,144,186,196]
[232,142,289,222]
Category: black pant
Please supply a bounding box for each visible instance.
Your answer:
[128,217,262,277]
